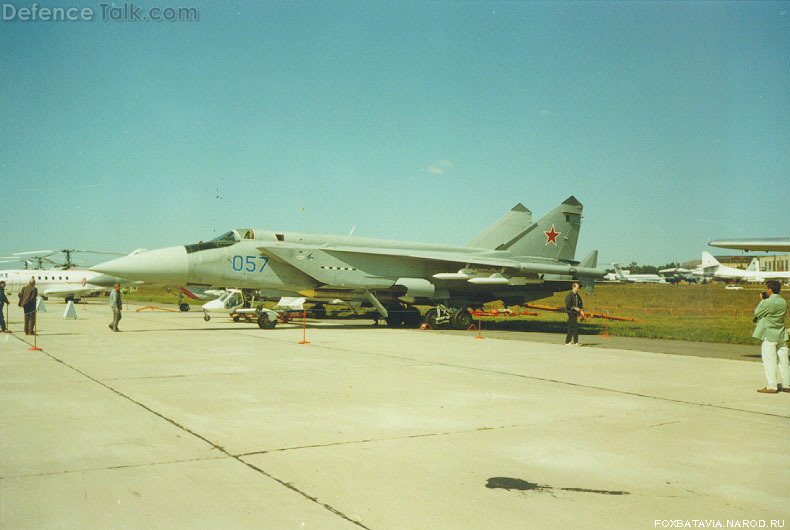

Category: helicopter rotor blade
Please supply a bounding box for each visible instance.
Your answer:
[13,250,54,256]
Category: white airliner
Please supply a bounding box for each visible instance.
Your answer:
[695,252,790,282]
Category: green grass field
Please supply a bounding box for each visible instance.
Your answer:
[487,283,788,345]
[120,283,787,345]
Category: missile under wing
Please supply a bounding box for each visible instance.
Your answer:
[93,197,606,329]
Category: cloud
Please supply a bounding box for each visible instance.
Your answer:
[422,159,452,175]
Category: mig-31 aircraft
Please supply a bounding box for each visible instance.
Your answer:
[92,196,606,329]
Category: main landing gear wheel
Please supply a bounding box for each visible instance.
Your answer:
[179,303,190,312]
[258,315,277,329]
[423,308,440,328]
[403,306,422,328]
[385,304,405,327]
[451,309,473,330]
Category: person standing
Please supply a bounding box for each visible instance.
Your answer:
[752,280,789,393]
[18,278,38,335]
[0,280,9,332]
[564,281,585,346]
[109,283,122,332]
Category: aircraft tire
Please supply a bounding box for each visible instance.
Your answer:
[423,308,440,328]
[233,315,241,322]
[403,307,422,328]
[385,308,405,327]
[179,303,190,312]
[451,309,473,330]
[258,315,277,329]
[203,313,211,322]
[384,304,405,327]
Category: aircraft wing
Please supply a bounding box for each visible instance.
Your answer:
[256,242,604,288]
[709,238,790,252]
[41,285,104,297]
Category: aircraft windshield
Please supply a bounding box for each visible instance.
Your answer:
[224,291,243,309]
[212,231,241,243]
[185,231,241,254]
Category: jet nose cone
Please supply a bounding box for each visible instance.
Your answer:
[92,246,188,284]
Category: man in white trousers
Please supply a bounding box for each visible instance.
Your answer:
[752,280,789,393]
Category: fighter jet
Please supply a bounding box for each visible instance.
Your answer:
[92,196,605,329]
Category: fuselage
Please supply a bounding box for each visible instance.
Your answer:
[0,268,133,297]
[93,228,590,308]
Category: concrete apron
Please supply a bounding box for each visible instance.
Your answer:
[1,304,788,529]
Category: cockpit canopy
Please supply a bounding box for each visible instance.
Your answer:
[185,229,255,253]
[212,229,255,242]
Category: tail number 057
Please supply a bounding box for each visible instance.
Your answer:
[231,256,269,273]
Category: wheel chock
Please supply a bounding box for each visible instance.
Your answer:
[419,323,433,330]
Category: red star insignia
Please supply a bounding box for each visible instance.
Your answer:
[544,225,560,246]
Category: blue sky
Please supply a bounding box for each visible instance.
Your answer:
[1,1,788,269]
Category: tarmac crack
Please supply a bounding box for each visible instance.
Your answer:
[0,455,230,480]
[30,346,372,530]
[648,420,682,428]
[282,341,790,420]
[236,424,518,457]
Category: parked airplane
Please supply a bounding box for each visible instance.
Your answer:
[709,238,790,252]
[93,196,606,329]
[609,264,667,284]
[201,289,279,327]
[0,268,139,301]
[695,252,788,282]
[0,249,140,301]
[658,265,700,284]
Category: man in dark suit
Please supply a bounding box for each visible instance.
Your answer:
[18,278,38,335]
[564,281,585,346]
[0,280,9,333]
